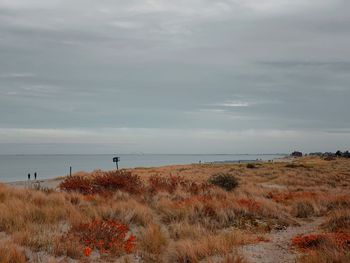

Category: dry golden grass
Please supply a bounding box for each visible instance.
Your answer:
[0,156,349,262]
[0,241,27,263]
[139,224,168,262]
[166,230,249,262]
[322,209,350,233]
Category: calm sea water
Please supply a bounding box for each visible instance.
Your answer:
[0,154,285,182]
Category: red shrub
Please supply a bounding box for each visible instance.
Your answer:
[59,170,144,195]
[84,247,92,257]
[59,176,95,195]
[292,233,350,251]
[70,220,136,256]
[292,234,327,251]
[329,232,350,248]
[93,170,144,194]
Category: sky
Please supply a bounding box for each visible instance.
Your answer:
[0,0,349,154]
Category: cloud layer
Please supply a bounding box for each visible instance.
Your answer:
[0,0,349,153]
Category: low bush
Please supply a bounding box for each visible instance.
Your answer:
[246,163,256,169]
[208,173,238,191]
[292,233,350,252]
[59,176,94,194]
[68,219,136,256]
[291,234,329,251]
[93,170,144,194]
[59,170,144,195]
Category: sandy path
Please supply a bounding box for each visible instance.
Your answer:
[241,217,323,263]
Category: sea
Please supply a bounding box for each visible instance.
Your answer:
[0,154,286,182]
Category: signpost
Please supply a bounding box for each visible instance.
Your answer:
[113,157,120,170]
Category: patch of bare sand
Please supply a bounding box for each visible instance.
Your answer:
[241,217,324,263]
[6,178,63,190]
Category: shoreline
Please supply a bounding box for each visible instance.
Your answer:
[0,154,287,183]
[4,156,293,189]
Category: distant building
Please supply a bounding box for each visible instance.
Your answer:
[291,151,303,157]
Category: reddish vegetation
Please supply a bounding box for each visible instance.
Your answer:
[237,199,262,212]
[93,171,144,194]
[59,176,94,194]
[69,219,136,256]
[291,234,327,251]
[84,247,92,257]
[268,191,318,203]
[329,232,350,248]
[59,170,144,195]
[292,233,350,251]
[60,172,212,196]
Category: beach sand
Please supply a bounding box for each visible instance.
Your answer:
[6,178,63,190]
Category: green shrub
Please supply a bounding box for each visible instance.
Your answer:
[246,163,256,169]
[208,173,238,191]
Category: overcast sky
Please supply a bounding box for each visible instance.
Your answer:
[0,0,349,154]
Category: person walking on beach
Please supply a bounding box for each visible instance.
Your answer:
[34,172,37,180]
[28,173,31,180]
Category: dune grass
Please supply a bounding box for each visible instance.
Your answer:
[0,157,349,262]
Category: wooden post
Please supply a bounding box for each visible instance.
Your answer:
[70,166,72,176]
[113,157,120,170]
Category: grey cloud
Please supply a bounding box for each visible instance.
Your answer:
[0,0,349,153]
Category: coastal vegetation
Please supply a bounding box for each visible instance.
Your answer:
[0,156,349,262]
